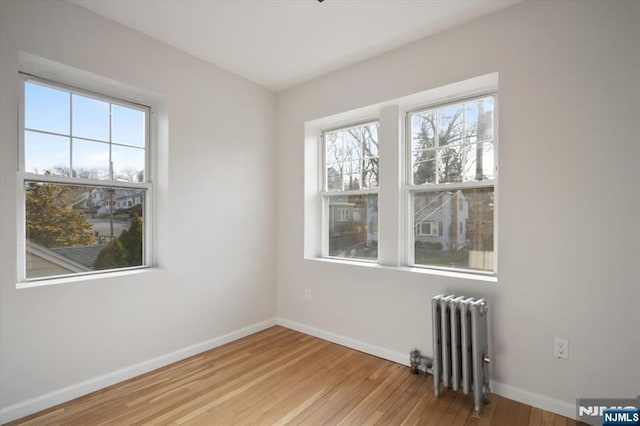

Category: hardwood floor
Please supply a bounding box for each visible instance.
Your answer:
[8,326,580,425]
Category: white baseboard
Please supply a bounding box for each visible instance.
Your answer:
[276,318,410,366]
[491,381,576,419]
[276,317,577,420]
[0,318,277,425]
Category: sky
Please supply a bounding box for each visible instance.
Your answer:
[24,81,146,182]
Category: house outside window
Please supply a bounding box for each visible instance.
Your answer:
[322,121,379,261]
[18,75,151,282]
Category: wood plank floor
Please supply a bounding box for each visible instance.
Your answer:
[8,326,581,425]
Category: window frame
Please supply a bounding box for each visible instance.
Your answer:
[320,119,379,262]
[16,73,154,284]
[404,93,498,275]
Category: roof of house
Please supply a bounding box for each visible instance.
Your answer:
[50,244,108,268]
[26,241,90,273]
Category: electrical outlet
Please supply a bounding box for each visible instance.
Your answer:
[304,289,312,301]
[554,338,569,359]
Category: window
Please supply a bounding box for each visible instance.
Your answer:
[322,122,379,261]
[18,75,151,281]
[306,73,498,278]
[337,207,350,222]
[417,221,440,236]
[408,96,496,273]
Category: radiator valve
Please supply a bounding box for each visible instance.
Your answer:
[410,349,433,375]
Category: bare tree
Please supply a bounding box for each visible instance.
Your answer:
[347,125,378,188]
[326,125,378,190]
[116,167,142,182]
[413,101,492,184]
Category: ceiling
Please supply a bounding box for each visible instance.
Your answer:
[72,0,520,91]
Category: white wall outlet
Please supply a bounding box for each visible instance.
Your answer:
[304,289,312,301]
[554,337,569,359]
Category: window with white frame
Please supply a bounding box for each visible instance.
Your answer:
[322,121,379,261]
[408,95,496,273]
[336,207,350,222]
[416,221,440,237]
[18,74,151,281]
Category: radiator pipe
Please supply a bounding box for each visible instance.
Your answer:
[409,349,433,375]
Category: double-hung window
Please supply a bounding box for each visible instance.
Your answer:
[18,75,152,282]
[407,95,496,273]
[322,121,379,261]
[308,74,498,277]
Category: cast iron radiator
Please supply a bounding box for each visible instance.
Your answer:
[432,294,490,415]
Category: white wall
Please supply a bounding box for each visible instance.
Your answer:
[0,0,276,417]
[277,0,640,417]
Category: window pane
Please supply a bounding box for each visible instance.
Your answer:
[325,130,344,164]
[72,94,110,141]
[437,142,494,183]
[112,104,145,147]
[342,172,362,191]
[478,142,495,180]
[345,124,378,158]
[328,194,378,261]
[326,164,343,191]
[72,139,110,180]
[413,188,493,272]
[25,182,145,279]
[361,158,378,188]
[327,160,363,191]
[411,111,435,150]
[25,81,70,135]
[464,97,494,143]
[413,149,436,184]
[325,122,379,190]
[24,131,70,176]
[111,145,145,182]
[437,104,463,146]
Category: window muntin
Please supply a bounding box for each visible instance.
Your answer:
[19,76,151,282]
[322,122,379,261]
[408,95,496,274]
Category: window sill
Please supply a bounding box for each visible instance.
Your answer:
[305,257,498,283]
[16,267,157,289]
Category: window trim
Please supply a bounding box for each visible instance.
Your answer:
[16,73,154,284]
[319,119,380,261]
[404,94,498,275]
